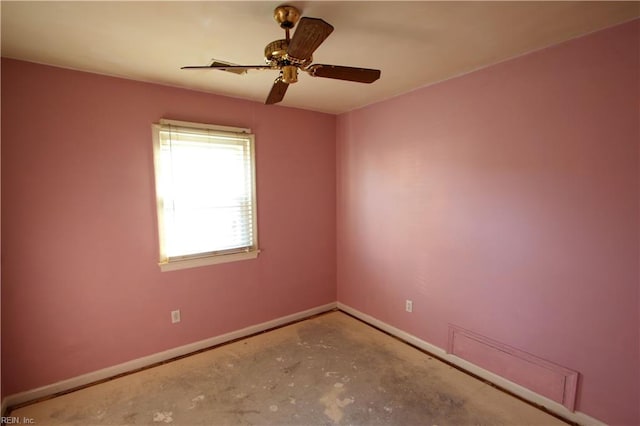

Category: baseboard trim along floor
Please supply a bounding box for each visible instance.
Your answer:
[10,311,572,425]
[337,302,606,426]
[4,301,606,426]
[2,302,338,412]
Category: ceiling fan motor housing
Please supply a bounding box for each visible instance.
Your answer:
[265,39,312,67]
[264,39,288,63]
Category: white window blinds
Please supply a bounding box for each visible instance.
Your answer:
[152,120,258,268]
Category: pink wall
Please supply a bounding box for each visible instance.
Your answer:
[337,19,639,426]
[1,18,639,426]
[0,59,336,396]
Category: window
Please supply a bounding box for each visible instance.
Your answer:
[152,119,259,271]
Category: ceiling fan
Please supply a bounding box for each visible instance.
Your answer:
[181,5,382,105]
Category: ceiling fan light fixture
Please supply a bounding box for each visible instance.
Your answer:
[282,65,298,84]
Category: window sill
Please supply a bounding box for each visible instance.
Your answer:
[159,250,260,272]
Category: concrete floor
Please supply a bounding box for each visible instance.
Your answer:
[11,311,567,425]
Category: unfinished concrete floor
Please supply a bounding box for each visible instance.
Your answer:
[11,311,567,425]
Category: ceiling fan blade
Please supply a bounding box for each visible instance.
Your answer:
[265,79,289,105]
[182,65,271,70]
[287,17,334,61]
[307,64,381,83]
[182,64,271,75]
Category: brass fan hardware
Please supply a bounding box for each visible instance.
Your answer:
[181,5,381,105]
[273,5,300,31]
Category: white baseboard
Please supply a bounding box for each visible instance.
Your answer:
[4,302,337,410]
[337,302,606,426]
[3,301,608,426]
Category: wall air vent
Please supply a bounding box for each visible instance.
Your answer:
[448,325,578,411]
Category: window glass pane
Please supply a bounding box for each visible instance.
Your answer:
[155,124,256,261]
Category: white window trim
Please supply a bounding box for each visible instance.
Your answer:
[152,119,260,272]
[158,250,260,272]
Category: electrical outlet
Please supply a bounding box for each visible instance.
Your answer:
[171,309,181,324]
[405,300,413,313]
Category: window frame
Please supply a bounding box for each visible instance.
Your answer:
[151,119,259,272]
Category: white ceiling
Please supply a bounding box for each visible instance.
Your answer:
[2,1,638,114]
